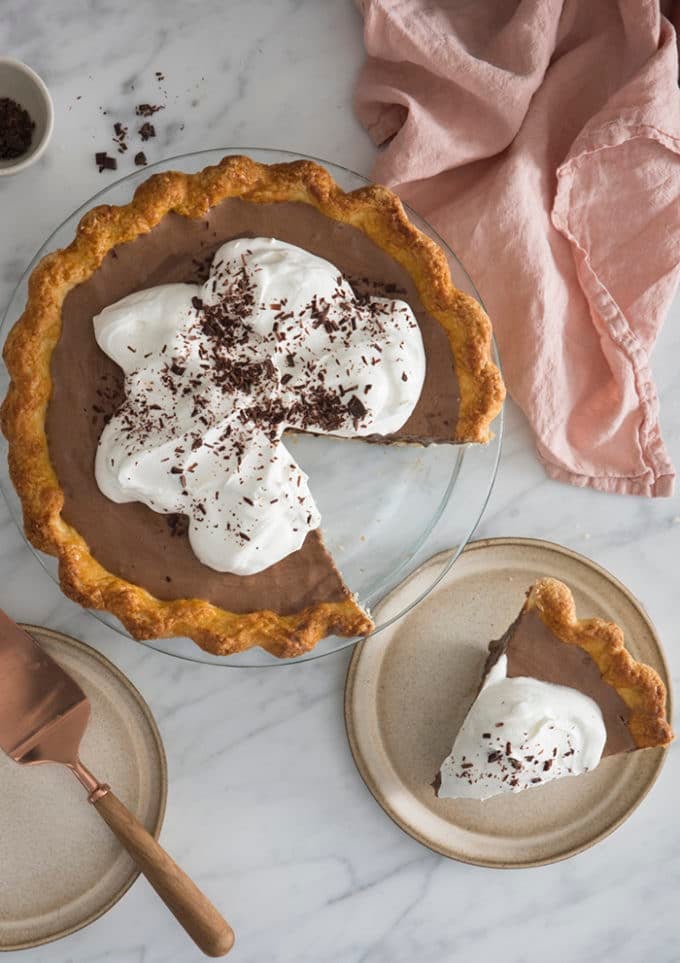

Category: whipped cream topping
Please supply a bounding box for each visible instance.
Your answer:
[94,237,425,575]
[438,655,607,800]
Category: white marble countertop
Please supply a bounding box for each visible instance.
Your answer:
[1,2,678,961]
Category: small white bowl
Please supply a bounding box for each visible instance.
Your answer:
[0,58,53,175]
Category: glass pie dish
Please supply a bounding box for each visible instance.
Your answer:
[0,147,503,666]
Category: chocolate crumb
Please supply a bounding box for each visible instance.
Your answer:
[134,151,147,166]
[0,97,35,159]
[543,759,553,771]
[138,121,156,141]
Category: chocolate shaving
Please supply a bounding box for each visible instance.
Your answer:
[135,103,165,117]
[347,395,366,421]
[166,514,188,537]
[95,151,117,172]
[0,97,35,159]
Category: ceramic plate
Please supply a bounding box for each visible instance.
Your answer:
[0,627,167,950]
[345,537,672,868]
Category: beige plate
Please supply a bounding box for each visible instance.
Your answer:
[0,626,167,951]
[345,537,672,868]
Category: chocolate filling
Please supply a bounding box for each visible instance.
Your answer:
[486,609,635,757]
[46,199,460,616]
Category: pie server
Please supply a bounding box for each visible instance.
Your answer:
[0,609,234,957]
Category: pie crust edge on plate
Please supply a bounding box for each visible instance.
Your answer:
[1,155,504,658]
[519,578,673,749]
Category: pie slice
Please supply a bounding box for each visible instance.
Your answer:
[1,156,504,658]
[436,577,673,799]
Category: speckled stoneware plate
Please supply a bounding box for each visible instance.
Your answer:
[345,537,672,868]
[0,626,167,951]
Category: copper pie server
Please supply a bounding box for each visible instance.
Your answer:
[0,610,234,957]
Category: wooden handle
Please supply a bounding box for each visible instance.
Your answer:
[93,789,234,957]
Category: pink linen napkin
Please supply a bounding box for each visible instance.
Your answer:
[355,0,680,496]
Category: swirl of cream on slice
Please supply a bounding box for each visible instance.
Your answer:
[438,655,607,800]
[94,238,425,575]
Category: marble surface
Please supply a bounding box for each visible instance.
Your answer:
[1,2,678,960]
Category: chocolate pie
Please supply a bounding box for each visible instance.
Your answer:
[436,578,673,799]
[1,156,504,657]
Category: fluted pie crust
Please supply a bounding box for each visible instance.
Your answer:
[1,156,504,657]
[523,578,672,749]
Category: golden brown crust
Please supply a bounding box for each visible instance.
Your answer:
[1,155,502,657]
[526,578,673,750]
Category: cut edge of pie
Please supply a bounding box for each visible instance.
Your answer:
[1,155,504,658]
[518,578,673,749]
